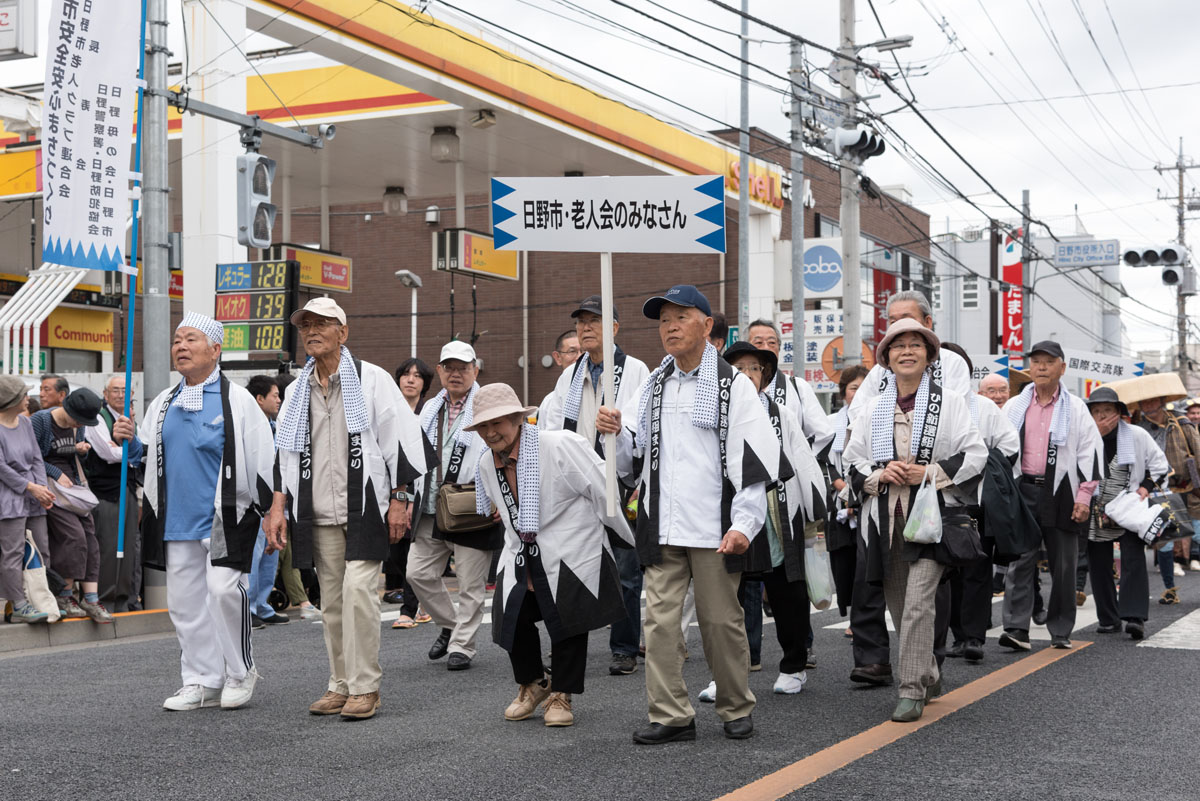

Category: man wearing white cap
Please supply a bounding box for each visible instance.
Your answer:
[407,340,499,671]
[140,313,276,711]
[265,298,428,721]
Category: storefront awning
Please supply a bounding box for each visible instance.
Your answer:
[0,266,88,376]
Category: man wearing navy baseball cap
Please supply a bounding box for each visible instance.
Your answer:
[597,284,782,744]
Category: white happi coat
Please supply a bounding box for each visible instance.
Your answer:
[539,348,650,449]
[767,370,835,457]
[140,373,276,571]
[275,359,428,564]
[477,428,635,647]
[970,393,1021,459]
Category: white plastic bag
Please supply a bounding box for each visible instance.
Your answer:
[805,547,834,611]
[902,466,942,545]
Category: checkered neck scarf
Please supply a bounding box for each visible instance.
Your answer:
[635,343,720,449]
[871,369,931,462]
[475,423,540,538]
[832,407,850,454]
[173,365,220,412]
[1006,382,1072,446]
[276,346,370,453]
[562,346,622,423]
[421,383,479,450]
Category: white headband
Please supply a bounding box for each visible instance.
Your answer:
[177,311,225,345]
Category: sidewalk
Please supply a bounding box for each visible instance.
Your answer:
[0,608,176,653]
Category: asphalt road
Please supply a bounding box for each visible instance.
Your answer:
[2,569,1199,801]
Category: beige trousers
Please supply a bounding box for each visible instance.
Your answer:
[312,524,383,695]
[644,545,755,725]
[405,517,493,658]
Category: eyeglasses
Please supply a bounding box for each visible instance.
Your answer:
[734,364,763,374]
[296,318,340,332]
[888,342,926,353]
[440,362,474,374]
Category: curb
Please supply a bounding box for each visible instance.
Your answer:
[1,609,174,654]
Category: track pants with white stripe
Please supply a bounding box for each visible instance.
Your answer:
[166,539,253,689]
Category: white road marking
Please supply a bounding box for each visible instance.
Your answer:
[1138,609,1200,650]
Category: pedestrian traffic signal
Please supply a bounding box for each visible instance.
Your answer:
[236,153,277,249]
[826,128,886,162]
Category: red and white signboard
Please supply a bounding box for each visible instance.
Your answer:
[1001,229,1024,353]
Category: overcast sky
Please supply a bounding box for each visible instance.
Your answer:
[4,0,1194,355]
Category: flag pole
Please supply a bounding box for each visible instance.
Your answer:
[117,0,150,561]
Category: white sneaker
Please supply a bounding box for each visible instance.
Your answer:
[773,671,808,694]
[299,604,322,620]
[697,680,717,703]
[220,669,259,709]
[1189,560,1200,572]
[1174,563,1186,577]
[163,684,221,711]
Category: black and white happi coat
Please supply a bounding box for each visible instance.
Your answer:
[275,357,428,566]
[1002,382,1103,531]
[1106,420,1169,495]
[615,345,783,572]
[767,370,836,459]
[476,426,635,649]
[539,346,650,454]
[741,395,827,581]
[140,373,276,572]
[844,371,988,583]
[969,393,1021,460]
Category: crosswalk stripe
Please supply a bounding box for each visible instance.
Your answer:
[1138,609,1200,650]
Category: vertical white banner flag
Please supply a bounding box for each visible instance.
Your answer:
[42,0,141,273]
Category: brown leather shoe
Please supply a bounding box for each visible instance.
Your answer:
[504,679,551,721]
[849,663,893,686]
[308,691,349,716]
[340,692,381,720]
[543,692,573,727]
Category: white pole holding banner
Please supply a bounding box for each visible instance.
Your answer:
[600,252,618,518]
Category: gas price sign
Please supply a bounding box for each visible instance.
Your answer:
[214,260,298,357]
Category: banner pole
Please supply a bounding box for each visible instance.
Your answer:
[601,252,619,517]
[116,0,151,561]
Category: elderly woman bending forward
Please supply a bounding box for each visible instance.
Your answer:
[844,319,987,723]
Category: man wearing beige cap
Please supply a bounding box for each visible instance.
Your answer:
[265,298,428,721]
[407,340,500,671]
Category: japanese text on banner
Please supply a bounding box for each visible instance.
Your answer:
[41,0,142,273]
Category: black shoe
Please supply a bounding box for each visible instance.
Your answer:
[428,628,452,660]
[447,653,472,671]
[849,664,893,686]
[723,715,754,740]
[1050,636,1072,649]
[1096,623,1121,634]
[251,615,266,630]
[381,590,404,605]
[805,653,816,670]
[998,629,1031,651]
[946,641,966,659]
[262,612,290,625]
[632,721,696,745]
[963,640,984,662]
[1032,609,1048,626]
[1125,621,1145,641]
[609,653,638,675]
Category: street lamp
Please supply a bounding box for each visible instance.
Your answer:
[855,35,913,53]
[395,269,423,358]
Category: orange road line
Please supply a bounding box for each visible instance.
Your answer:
[716,642,1091,801]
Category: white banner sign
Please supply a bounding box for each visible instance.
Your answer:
[1053,239,1119,269]
[970,353,1010,386]
[490,175,725,254]
[42,0,141,273]
[778,311,839,393]
[1063,348,1144,383]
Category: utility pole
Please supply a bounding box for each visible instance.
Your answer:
[737,0,750,332]
[142,0,171,401]
[1021,190,1032,364]
[1154,138,1199,388]
[838,0,862,367]
[789,41,805,380]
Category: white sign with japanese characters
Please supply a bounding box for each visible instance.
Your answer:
[777,310,840,393]
[1053,239,1119,269]
[41,0,141,273]
[1063,348,1144,383]
[490,175,726,254]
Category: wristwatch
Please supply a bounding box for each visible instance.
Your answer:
[390,489,415,503]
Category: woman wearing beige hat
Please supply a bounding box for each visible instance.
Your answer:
[0,375,55,623]
[843,318,987,723]
[468,383,634,727]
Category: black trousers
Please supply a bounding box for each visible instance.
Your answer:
[1088,533,1149,626]
[508,591,589,694]
[383,538,419,617]
[948,567,966,645]
[851,536,890,667]
[761,563,810,674]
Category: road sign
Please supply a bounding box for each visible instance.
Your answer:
[1053,239,1119,268]
[490,175,726,254]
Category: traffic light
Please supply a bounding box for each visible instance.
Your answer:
[236,153,277,249]
[1123,245,1183,285]
[826,127,886,162]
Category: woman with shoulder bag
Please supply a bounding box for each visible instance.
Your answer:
[0,376,55,623]
[30,388,112,623]
[844,319,987,723]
